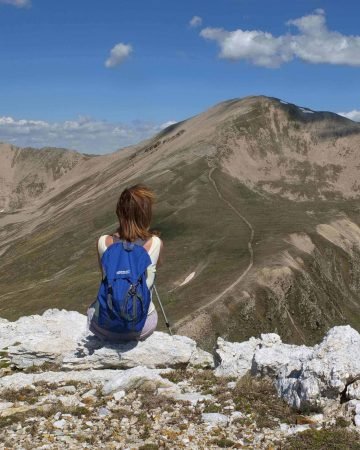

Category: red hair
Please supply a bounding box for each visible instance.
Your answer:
[116,184,155,241]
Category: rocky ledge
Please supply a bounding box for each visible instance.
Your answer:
[0,309,359,449]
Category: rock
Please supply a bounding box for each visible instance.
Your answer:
[57,395,83,408]
[355,415,360,427]
[0,402,14,411]
[53,419,66,429]
[1,309,88,369]
[253,341,312,378]
[102,366,176,395]
[1,310,212,372]
[63,331,212,371]
[173,392,213,405]
[56,385,77,395]
[201,413,229,425]
[188,347,214,369]
[215,336,260,377]
[0,369,120,391]
[0,405,36,417]
[98,407,111,417]
[347,380,360,400]
[82,389,97,399]
[113,390,126,401]
[277,326,360,409]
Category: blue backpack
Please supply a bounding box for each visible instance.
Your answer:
[96,236,152,334]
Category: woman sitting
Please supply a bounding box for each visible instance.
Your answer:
[87,184,163,342]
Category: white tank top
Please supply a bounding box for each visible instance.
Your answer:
[97,235,162,315]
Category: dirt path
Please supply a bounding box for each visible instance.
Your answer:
[173,167,255,330]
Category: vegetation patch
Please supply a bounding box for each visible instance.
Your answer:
[281,427,360,450]
[232,375,298,429]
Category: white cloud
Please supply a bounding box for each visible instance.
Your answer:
[200,10,360,67]
[160,120,177,129]
[338,110,360,122]
[105,43,133,68]
[0,115,173,153]
[0,0,30,7]
[189,16,203,28]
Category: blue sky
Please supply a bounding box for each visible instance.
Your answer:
[0,0,359,153]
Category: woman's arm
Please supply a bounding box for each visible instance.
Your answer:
[157,239,164,267]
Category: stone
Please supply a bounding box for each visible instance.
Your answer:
[0,369,120,391]
[62,331,211,371]
[0,309,213,372]
[0,309,88,369]
[98,407,111,417]
[201,413,229,425]
[53,419,66,429]
[113,390,126,401]
[215,336,260,377]
[347,380,360,400]
[188,347,215,369]
[173,392,213,405]
[102,366,176,395]
[277,326,360,409]
[355,415,360,427]
[253,342,312,377]
[56,385,77,395]
[0,402,14,411]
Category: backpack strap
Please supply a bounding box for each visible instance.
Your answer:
[112,234,146,249]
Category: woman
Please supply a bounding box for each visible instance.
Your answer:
[88,184,163,342]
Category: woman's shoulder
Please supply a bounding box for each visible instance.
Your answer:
[97,235,112,256]
[150,234,163,249]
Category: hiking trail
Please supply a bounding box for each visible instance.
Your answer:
[174,166,255,330]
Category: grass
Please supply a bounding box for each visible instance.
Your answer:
[281,428,360,450]
[232,375,298,429]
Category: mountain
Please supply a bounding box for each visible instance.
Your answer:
[1,96,360,349]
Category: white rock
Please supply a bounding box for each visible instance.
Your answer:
[0,369,120,391]
[260,333,282,346]
[102,366,175,395]
[173,392,213,405]
[215,336,260,377]
[188,347,214,369]
[98,407,111,417]
[348,380,360,400]
[277,326,360,408]
[53,419,66,429]
[201,413,229,425]
[0,401,14,411]
[57,385,77,395]
[1,309,212,372]
[1,309,88,369]
[253,343,311,377]
[57,395,83,408]
[355,415,360,427]
[113,390,126,401]
[82,389,97,399]
[63,331,211,371]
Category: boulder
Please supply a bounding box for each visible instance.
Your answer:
[102,366,176,395]
[0,309,213,371]
[0,370,120,391]
[252,334,311,378]
[1,309,88,369]
[214,336,260,377]
[277,326,360,409]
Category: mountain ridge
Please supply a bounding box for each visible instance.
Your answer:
[0,95,360,349]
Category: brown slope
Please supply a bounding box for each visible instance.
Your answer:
[0,96,360,349]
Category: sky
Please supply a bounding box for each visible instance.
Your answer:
[0,0,359,153]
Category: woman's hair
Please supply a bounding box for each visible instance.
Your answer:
[116,184,155,241]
